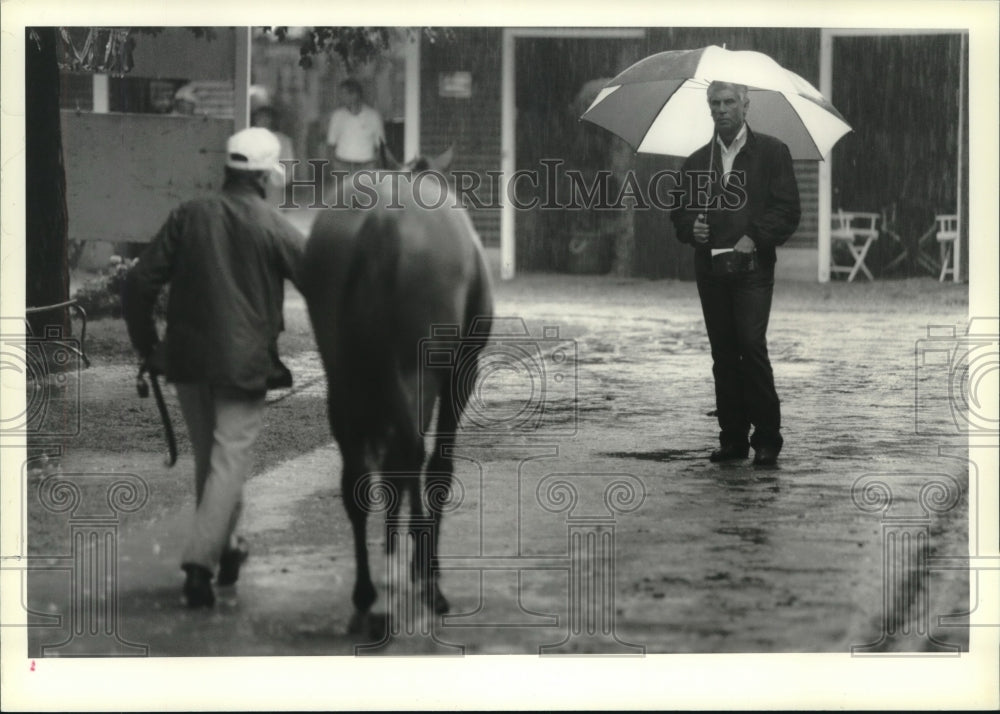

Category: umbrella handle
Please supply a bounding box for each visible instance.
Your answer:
[708,130,716,179]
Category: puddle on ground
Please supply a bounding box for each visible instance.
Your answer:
[600,449,706,462]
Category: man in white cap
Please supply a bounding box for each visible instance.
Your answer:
[124,127,305,608]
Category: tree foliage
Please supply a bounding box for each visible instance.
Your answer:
[266,26,454,70]
[30,27,219,77]
[31,26,451,77]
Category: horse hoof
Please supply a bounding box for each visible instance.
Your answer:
[348,610,388,640]
[347,611,367,635]
[427,587,450,615]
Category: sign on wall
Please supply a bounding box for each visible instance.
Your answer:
[438,71,472,98]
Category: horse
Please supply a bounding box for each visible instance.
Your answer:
[299,150,493,633]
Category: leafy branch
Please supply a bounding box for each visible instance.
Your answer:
[31,26,451,76]
[266,26,454,70]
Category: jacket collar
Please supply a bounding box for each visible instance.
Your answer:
[716,122,748,152]
[714,123,757,155]
[223,171,268,199]
[702,123,758,171]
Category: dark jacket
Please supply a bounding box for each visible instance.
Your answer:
[124,175,305,393]
[671,127,800,268]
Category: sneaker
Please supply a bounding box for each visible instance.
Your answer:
[217,537,249,587]
[182,563,215,608]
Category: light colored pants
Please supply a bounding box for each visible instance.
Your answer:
[175,383,265,571]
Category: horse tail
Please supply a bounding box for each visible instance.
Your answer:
[340,210,422,478]
[342,209,400,323]
[341,207,401,400]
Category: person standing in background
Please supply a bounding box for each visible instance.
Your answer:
[250,85,296,185]
[325,78,397,174]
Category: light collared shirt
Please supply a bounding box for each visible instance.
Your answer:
[326,105,385,163]
[717,123,748,183]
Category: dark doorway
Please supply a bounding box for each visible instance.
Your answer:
[514,36,643,272]
[831,34,967,278]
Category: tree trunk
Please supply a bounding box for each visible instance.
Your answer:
[25,28,70,336]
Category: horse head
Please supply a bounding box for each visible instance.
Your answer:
[403,145,454,174]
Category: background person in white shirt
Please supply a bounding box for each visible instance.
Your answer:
[325,78,395,174]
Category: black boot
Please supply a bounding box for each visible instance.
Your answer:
[217,537,249,587]
[751,431,783,467]
[752,444,781,466]
[709,443,750,462]
[182,563,215,608]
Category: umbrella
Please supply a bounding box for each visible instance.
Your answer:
[580,45,851,160]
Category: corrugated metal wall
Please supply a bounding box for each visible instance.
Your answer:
[831,33,967,278]
[420,28,504,247]
[791,160,819,247]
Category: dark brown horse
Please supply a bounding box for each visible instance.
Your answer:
[300,152,493,632]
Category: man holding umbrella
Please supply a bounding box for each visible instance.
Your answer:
[581,46,849,466]
[671,81,800,466]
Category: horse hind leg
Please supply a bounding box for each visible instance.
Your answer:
[340,447,379,634]
[421,376,472,616]
[380,428,427,621]
[419,472,453,616]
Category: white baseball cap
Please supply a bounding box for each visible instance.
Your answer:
[226,127,285,184]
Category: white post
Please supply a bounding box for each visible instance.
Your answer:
[404,34,421,163]
[92,74,109,113]
[234,27,252,131]
[500,29,516,281]
[955,33,965,283]
[817,29,833,284]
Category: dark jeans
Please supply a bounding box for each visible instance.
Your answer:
[695,261,782,450]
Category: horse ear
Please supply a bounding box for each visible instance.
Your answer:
[427,145,455,172]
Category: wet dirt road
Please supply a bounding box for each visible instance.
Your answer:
[25,274,972,657]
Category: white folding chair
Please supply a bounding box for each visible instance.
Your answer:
[880,203,909,272]
[830,210,880,282]
[935,214,960,283]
